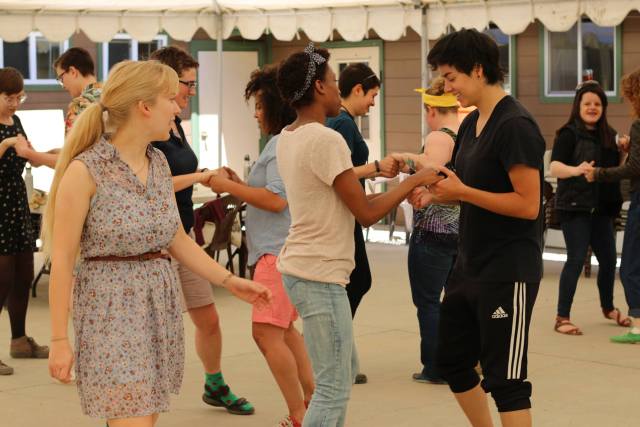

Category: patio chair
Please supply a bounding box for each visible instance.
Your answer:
[202,195,248,278]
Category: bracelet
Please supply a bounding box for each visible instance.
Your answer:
[51,336,68,342]
[200,168,209,173]
[374,160,381,174]
[221,272,234,287]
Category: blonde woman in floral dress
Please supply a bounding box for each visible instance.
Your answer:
[43,60,271,427]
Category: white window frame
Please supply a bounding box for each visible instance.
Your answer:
[0,32,69,85]
[101,33,168,81]
[544,19,618,98]
[483,25,515,96]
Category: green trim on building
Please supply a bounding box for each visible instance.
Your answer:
[539,22,623,104]
[509,35,517,98]
[189,40,267,157]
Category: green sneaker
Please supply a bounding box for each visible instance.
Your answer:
[610,331,640,344]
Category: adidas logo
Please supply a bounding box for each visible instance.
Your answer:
[491,307,509,319]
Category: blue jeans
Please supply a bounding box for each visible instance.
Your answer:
[282,274,353,427]
[621,192,640,318]
[558,212,617,318]
[407,234,457,379]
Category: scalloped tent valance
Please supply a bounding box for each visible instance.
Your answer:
[0,0,637,42]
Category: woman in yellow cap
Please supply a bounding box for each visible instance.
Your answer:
[397,77,460,384]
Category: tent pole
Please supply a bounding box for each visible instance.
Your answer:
[213,1,224,168]
[420,3,430,142]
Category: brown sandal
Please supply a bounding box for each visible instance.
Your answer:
[603,308,632,327]
[554,318,583,335]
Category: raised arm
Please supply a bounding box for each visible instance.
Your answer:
[168,228,272,305]
[333,166,442,227]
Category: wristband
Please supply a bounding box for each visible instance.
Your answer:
[374,160,381,174]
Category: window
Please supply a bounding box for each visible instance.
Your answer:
[483,24,514,95]
[0,32,69,85]
[101,34,168,81]
[544,19,617,97]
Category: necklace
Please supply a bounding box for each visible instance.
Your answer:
[131,157,148,176]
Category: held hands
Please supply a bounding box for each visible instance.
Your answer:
[48,339,74,384]
[226,276,273,309]
[198,169,219,185]
[223,167,243,184]
[408,186,433,209]
[12,135,33,158]
[617,134,630,153]
[574,161,595,180]
[428,166,466,202]
[377,155,400,178]
[1,135,21,148]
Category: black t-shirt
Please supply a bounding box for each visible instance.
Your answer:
[326,110,369,187]
[152,116,199,233]
[452,96,545,283]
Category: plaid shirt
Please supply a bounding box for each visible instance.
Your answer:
[65,82,103,134]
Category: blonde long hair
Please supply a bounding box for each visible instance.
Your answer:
[41,60,178,255]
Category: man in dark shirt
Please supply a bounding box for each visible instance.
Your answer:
[418,29,545,427]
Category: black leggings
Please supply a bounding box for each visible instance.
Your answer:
[346,222,372,318]
[0,252,34,339]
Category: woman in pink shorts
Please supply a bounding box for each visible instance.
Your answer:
[209,65,314,427]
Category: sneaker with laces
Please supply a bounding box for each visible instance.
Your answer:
[610,331,640,344]
[0,360,14,375]
[10,336,49,359]
[276,415,301,427]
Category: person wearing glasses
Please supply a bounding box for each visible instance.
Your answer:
[148,46,256,416]
[54,47,103,135]
[550,80,629,336]
[6,48,101,170]
[0,67,50,376]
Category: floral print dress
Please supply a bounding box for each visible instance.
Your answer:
[73,137,184,418]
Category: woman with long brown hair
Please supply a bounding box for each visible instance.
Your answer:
[550,81,629,335]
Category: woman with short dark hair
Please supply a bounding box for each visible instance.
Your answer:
[0,67,50,376]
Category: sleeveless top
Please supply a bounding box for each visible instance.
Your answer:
[412,127,460,245]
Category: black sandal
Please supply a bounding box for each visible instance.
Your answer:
[202,384,255,415]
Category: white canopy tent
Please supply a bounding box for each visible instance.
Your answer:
[1,0,637,164]
[0,0,637,43]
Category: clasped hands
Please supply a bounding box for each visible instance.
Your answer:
[199,166,243,193]
[2,134,34,158]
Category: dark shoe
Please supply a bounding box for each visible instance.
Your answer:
[412,372,447,384]
[10,336,49,359]
[202,384,255,415]
[0,360,14,375]
[354,373,368,384]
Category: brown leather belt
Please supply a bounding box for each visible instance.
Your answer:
[85,251,171,262]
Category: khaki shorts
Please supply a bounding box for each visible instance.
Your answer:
[172,231,215,311]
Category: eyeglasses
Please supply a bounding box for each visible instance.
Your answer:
[576,80,600,91]
[179,80,198,90]
[2,93,27,105]
[56,70,68,85]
